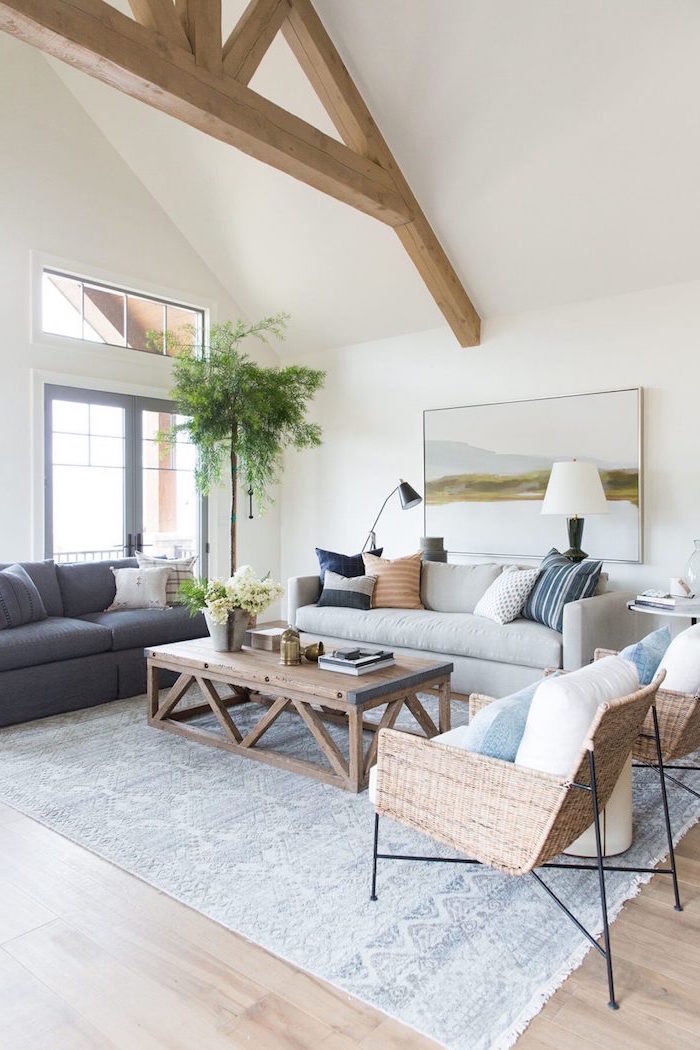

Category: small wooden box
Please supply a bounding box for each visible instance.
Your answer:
[245,625,286,652]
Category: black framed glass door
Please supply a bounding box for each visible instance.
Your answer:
[45,384,207,571]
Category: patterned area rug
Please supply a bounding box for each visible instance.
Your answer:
[0,692,699,1049]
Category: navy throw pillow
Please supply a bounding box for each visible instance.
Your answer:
[522,548,602,632]
[316,546,383,584]
[0,563,48,630]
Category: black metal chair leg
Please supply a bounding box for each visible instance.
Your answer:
[589,749,618,1010]
[651,706,683,911]
[370,812,379,901]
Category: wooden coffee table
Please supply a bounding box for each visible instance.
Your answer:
[146,639,453,792]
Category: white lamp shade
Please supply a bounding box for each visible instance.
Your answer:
[541,460,608,516]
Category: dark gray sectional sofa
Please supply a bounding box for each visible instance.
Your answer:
[0,557,206,727]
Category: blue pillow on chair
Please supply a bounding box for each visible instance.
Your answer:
[438,674,560,762]
[620,627,671,685]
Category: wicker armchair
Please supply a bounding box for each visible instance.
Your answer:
[371,673,665,1008]
[596,647,700,798]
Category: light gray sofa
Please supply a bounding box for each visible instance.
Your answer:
[288,561,642,697]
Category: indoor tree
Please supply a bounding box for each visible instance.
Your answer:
[164,315,324,575]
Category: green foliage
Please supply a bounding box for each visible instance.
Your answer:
[165,316,325,508]
[177,577,212,617]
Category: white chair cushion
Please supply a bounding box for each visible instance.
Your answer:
[658,622,700,693]
[474,567,540,625]
[514,655,640,777]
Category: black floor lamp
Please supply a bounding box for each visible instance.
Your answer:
[361,480,422,552]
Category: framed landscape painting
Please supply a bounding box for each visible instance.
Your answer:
[423,388,642,563]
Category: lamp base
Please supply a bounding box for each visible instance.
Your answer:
[564,516,587,562]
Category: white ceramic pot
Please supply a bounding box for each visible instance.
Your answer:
[204,608,250,652]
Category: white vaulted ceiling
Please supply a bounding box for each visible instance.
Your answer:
[44,0,700,353]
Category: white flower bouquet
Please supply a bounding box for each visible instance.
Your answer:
[179,565,284,623]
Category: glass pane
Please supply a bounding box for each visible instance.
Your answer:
[50,397,126,561]
[127,295,164,353]
[83,285,126,345]
[42,272,82,338]
[90,404,124,437]
[90,436,124,468]
[52,465,124,560]
[53,400,89,434]
[53,433,89,466]
[142,409,197,559]
[165,305,199,355]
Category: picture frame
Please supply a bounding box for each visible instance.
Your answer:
[423,387,643,563]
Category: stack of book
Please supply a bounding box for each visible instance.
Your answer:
[318,647,395,676]
[634,589,700,612]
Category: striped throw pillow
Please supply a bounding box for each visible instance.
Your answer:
[362,552,423,610]
[317,571,377,611]
[522,549,603,632]
[136,552,197,606]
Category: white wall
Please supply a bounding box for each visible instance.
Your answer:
[0,36,281,585]
[280,278,700,595]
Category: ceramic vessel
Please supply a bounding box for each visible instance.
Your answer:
[204,608,250,652]
[686,540,700,598]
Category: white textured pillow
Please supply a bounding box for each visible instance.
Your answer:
[109,567,170,611]
[136,552,197,605]
[515,655,640,776]
[473,567,539,625]
[658,623,700,693]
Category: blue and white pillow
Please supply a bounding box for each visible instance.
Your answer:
[620,627,671,685]
[522,549,602,632]
[317,570,377,611]
[437,674,559,762]
[316,546,382,584]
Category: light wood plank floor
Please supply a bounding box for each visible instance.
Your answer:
[0,797,698,1049]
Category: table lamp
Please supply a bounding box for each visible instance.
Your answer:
[361,480,422,552]
[541,460,608,562]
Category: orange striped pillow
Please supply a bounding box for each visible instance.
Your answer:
[362,552,423,609]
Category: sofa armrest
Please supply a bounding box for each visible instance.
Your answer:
[562,590,638,670]
[287,575,321,625]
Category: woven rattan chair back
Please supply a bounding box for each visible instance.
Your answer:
[595,647,700,764]
[374,673,662,876]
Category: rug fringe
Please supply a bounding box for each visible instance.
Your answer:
[487,801,700,1050]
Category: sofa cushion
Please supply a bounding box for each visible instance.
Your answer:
[363,552,423,610]
[515,655,639,776]
[620,626,671,686]
[0,560,63,617]
[317,571,377,611]
[0,564,48,629]
[522,549,603,632]
[135,551,197,604]
[56,558,137,617]
[295,605,562,669]
[316,547,383,584]
[420,561,502,613]
[81,607,207,651]
[109,567,170,610]
[0,616,112,672]
[658,622,700,693]
[474,567,539,625]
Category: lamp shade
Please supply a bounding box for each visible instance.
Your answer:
[398,480,422,510]
[541,461,608,516]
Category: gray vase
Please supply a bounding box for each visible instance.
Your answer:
[204,608,250,652]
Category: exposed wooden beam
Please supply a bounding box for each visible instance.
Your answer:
[127,0,191,52]
[0,0,409,226]
[0,0,480,344]
[185,0,221,76]
[283,0,480,347]
[223,0,289,85]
